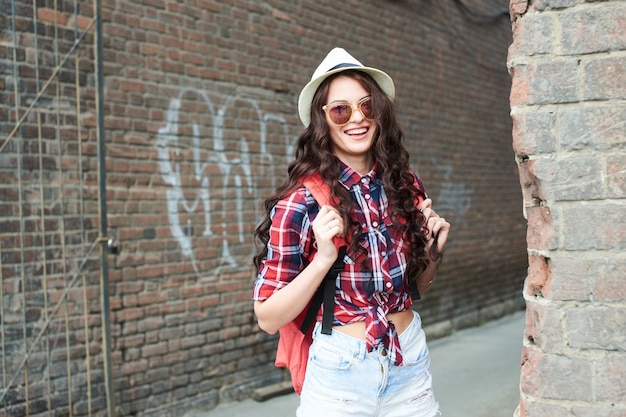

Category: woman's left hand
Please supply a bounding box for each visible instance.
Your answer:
[419,198,450,255]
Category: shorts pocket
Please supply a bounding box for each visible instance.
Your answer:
[310,340,356,371]
[402,351,429,367]
[400,336,430,369]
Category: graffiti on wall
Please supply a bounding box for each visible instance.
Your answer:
[157,88,296,278]
[157,89,472,278]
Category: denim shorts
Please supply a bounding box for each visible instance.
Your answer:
[297,310,440,417]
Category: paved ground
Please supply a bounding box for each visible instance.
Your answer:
[428,311,524,416]
[193,311,525,417]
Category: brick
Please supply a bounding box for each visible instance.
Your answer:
[562,204,626,251]
[559,106,626,151]
[584,56,626,100]
[37,8,68,25]
[66,14,92,30]
[566,307,626,351]
[138,291,166,306]
[509,0,529,17]
[510,60,579,106]
[524,299,566,353]
[546,256,591,301]
[122,347,141,362]
[138,317,165,332]
[522,156,603,203]
[526,255,551,297]
[180,334,205,349]
[525,204,557,251]
[123,294,139,307]
[121,358,149,376]
[136,264,166,279]
[118,281,144,294]
[596,355,626,403]
[560,7,626,55]
[516,157,538,210]
[116,307,144,323]
[121,321,138,336]
[508,12,554,61]
[607,154,626,198]
[141,342,168,358]
[520,348,593,401]
[592,258,626,302]
[115,253,145,268]
[511,111,557,156]
[162,301,185,315]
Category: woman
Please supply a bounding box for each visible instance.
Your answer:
[253,47,449,417]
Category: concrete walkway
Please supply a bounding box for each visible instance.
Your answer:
[194,311,525,417]
[429,311,524,416]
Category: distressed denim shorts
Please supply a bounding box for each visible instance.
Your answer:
[297,310,440,417]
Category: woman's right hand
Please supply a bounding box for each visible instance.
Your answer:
[312,205,344,263]
[255,205,345,334]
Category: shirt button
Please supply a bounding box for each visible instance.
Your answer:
[365,194,371,200]
[372,221,378,227]
[361,177,368,183]
[386,282,392,289]
[381,251,387,257]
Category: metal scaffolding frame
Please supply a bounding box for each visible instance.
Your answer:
[0,0,115,415]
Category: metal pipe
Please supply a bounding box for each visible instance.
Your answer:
[94,0,116,414]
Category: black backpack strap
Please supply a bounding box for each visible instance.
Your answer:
[300,245,347,335]
[300,287,323,334]
[410,278,421,301]
[321,246,346,335]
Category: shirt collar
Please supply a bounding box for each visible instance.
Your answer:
[338,161,379,189]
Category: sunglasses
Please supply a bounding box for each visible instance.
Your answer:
[322,96,374,126]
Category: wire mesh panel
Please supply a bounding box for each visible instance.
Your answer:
[0,1,111,416]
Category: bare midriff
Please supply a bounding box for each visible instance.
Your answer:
[332,309,414,340]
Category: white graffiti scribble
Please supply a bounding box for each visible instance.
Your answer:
[157,88,297,278]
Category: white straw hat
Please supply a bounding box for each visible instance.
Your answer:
[297,47,395,127]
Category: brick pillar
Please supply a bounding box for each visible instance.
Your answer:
[508,1,626,416]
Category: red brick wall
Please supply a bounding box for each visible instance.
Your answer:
[2,0,525,414]
[509,1,626,415]
[104,1,524,413]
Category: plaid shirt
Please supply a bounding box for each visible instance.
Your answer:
[253,163,427,365]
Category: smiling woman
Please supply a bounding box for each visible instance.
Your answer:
[252,47,450,417]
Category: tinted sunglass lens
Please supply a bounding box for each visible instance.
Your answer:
[360,99,373,119]
[330,104,351,125]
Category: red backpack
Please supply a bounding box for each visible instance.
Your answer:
[274,173,347,395]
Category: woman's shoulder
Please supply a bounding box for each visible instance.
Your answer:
[270,184,320,236]
[274,184,317,213]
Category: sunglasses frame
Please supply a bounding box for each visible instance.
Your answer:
[322,96,374,126]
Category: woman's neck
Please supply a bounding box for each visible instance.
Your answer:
[337,155,374,176]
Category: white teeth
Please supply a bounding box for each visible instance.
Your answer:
[346,128,367,135]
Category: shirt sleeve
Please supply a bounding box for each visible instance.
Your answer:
[252,188,313,301]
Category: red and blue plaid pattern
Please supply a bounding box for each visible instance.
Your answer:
[253,163,426,366]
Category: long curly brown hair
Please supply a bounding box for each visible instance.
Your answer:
[253,70,436,287]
